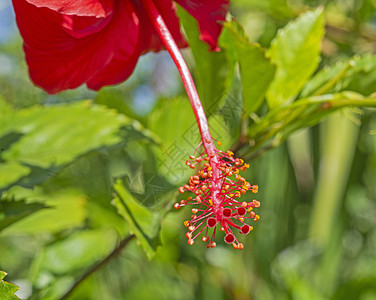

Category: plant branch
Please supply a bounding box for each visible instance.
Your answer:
[59,234,135,300]
[241,94,376,158]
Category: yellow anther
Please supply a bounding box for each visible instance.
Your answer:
[184,221,189,227]
[217,141,222,146]
[209,199,213,206]
[254,215,260,221]
[252,199,261,208]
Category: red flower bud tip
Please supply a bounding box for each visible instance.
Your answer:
[178,147,260,249]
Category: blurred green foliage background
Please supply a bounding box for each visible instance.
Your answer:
[1,0,376,299]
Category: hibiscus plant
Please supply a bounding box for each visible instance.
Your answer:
[1,0,376,299]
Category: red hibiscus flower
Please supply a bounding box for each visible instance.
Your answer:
[12,0,229,94]
[13,0,261,250]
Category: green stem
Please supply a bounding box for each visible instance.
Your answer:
[59,235,135,300]
[312,61,354,96]
[243,94,376,158]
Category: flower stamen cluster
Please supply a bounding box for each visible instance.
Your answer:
[175,144,260,249]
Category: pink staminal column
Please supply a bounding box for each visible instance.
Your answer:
[142,0,260,249]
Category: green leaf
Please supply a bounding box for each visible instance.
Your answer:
[1,101,131,168]
[0,162,30,190]
[37,229,117,275]
[112,179,170,259]
[0,199,46,232]
[2,188,86,234]
[149,97,196,147]
[148,97,199,182]
[266,8,325,108]
[234,0,292,19]
[177,7,228,114]
[0,271,20,300]
[301,54,376,97]
[332,277,376,300]
[220,20,276,115]
[0,97,13,115]
[272,242,327,300]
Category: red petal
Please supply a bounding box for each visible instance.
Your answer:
[133,0,187,53]
[175,0,229,50]
[13,0,141,93]
[25,0,114,17]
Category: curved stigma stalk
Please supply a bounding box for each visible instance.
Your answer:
[142,0,260,249]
